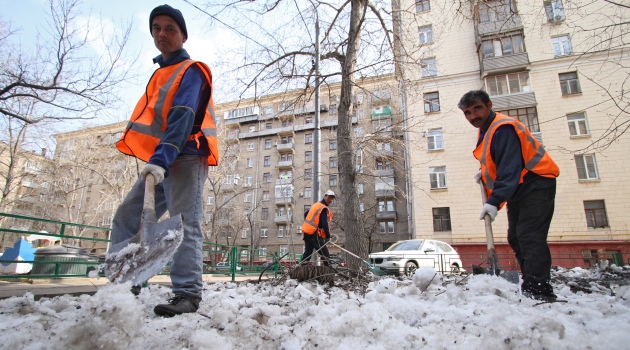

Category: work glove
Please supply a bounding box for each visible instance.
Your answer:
[140,164,166,184]
[479,203,498,222]
[474,170,482,184]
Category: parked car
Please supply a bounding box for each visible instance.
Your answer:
[216,261,242,271]
[369,239,464,276]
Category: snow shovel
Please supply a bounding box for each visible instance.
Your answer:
[104,174,184,285]
[327,240,387,276]
[474,182,520,284]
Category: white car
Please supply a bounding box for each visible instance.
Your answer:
[369,239,464,276]
[216,261,242,271]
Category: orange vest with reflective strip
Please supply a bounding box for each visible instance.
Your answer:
[116,60,219,165]
[302,202,333,239]
[473,112,559,207]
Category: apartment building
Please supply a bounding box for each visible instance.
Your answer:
[395,0,630,265]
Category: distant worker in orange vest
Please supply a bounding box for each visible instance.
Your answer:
[111,4,218,317]
[459,90,559,302]
[301,190,335,266]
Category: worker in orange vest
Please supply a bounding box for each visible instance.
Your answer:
[459,90,559,302]
[111,4,218,317]
[301,190,335,266]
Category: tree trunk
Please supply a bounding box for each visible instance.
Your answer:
[337,0,367,271]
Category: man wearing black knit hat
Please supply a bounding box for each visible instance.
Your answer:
[110,4,219,316]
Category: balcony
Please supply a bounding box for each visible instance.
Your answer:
[276,178,293,186]
[373,169,394,177]
[477,15,523,36]
[376,211,397,221]
[275,196,295,206]
[277,142,294,152]
[481,52,529,77]
[226,131,240,142]
[274,214,291,224]
[224,115,258,125]
[375,189,395,197]
[221,183,237,192]
[277,160,294,169]
[490,91,536,110]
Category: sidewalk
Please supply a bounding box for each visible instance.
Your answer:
[0,273,270,300]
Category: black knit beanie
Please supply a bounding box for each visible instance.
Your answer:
[149,4,188,39]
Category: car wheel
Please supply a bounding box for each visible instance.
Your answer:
[404,261,418,276]
[451,264,461,274]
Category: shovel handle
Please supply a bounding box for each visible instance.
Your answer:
[480,182,500,274]
[143,173,157,223]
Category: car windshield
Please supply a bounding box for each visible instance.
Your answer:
[385,240,423,251]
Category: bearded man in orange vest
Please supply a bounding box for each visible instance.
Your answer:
[301,190,336,266]
[459,90,560,302]
[111,4,218,317]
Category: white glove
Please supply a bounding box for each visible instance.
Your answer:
[479,203,498,222]
[140,164,166,184]
[474,170,482,184]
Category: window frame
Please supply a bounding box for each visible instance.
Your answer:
[551,35,572,56]
[416,0,430,12]
[575,154,599,180]
[583,200,608,228]
[485,72,531,96]
[567,112,589,137]
[421,58,437,77]
[427,128,444,150]
[424,92,440,113]
[559,72,581,95]
[418,25,433,45]
[429,166,448,189]
[432,207,452,231]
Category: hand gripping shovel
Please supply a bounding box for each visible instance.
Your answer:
[474,182,519,284]
[104,174,184,285]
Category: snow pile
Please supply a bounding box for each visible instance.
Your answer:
[0,268,629,349]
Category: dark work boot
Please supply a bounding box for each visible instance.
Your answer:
[131,285,142,296]
[154,295,200,317]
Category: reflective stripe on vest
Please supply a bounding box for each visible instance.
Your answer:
[302,202,333,239]
[473,112,559,204]
[116,59,219,165]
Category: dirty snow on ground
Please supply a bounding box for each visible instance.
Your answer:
[1,266,629,350]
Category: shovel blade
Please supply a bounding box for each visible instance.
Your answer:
[105,214,184,285]
[471,264,520,284]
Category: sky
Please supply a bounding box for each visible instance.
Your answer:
[3,0,234,133]
[1,265,629,349]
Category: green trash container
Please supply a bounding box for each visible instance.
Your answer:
[32,244,89,276]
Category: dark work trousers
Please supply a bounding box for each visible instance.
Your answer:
[506,186,556,295]
[301,235,330,266]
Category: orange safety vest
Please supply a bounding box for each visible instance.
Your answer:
[302,202,333,239]
[116,59,219,165]
[473,112,559,207]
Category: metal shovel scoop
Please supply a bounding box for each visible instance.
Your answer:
[474,182,520,284]
[104,174,183,285]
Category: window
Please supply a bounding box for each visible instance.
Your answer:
[258,247,267,257]
[248,142,254,151]
[241,229,248,239]
[305,168,313,179]
[280,245,289,256]
[379,221,395,234]
[329,139,337,150]
[357,92,364,104]
[584,200,608,228]
[249,125,256,132]
[281,119,292,127]
[263,173,271,182]
[244,192,252,203]
[424,92,440,113]
[357,183,364,195]
[575,154,599,180]
[485,72,530,96]
[261,208,269,220]
[281,136,293,144]
[265,106,274,115]
[329,157,337,168]
[305,151,313,162]
[421,58,437,77]
[418,26,433,45]
[372,118,392,132]
[376,160,392,170]
[551,35,572,56]
[544,0,565,22]
[360,203,365,213]
[264,156,271,166]
[262,191,270,201]
[378,199,395,212]
[500,107,540,133]
[354,127,363,137]
[207,195,214,205]
[260,228,268,238]
[330,175,338,187]
[266,122,273,129]
[567,112,589,136]
[280,153,293,161]
[416,0,430,12]
[432,207,452,231]
[305,116,313,124]
[375,177,395,192]
[330,104,337,115]
[305,133,313,144]
[246,158,253,168]
[278,225,285,237]
[245,174,253,186]
[377,142,391,152]
[265,139,272,149]
[479,0,515,23]
[304,187,312,198]
[559,72,581,95]
[482,33,524,58]
[430,166,447,189]
[357,109,364,120]
[427,129,444,150]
